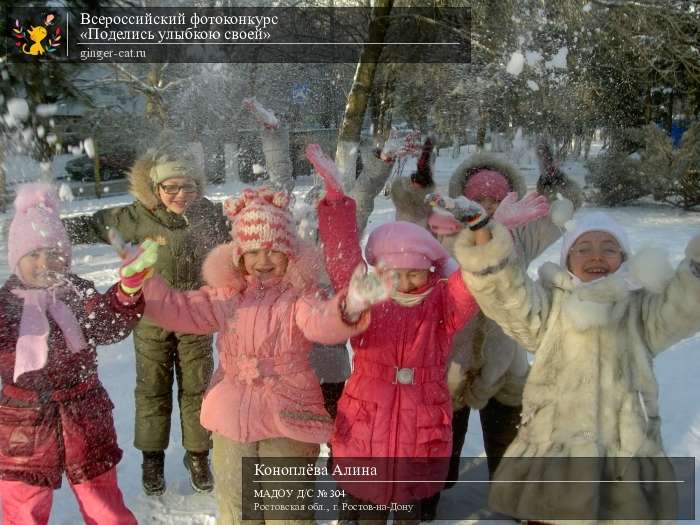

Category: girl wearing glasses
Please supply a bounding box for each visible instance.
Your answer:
[446,208,700,522]
[63,140,230,497]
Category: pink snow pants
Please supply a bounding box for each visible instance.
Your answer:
[0,468,136,525]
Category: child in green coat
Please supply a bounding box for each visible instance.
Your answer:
[63,142,229,495]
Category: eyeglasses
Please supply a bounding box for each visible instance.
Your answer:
[159,183,198,195]
[569,246,623,259]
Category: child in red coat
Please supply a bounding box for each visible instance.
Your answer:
[0,184,153,525]
[306,145,481,524]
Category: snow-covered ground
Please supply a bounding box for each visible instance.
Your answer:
[1,144,699,523]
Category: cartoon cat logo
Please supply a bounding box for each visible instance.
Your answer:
[12,13,61,56]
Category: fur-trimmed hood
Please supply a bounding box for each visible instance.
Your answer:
[201,239,326,293]
[128,155,207,210]
[448,152,527,199]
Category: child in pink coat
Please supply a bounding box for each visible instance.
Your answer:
[141,187,391,525]
[306,145,480,524]
[0,184,150,525]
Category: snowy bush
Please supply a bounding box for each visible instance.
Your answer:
[587,150,647,206]
[589,123,700,209]
[641,122,700,209]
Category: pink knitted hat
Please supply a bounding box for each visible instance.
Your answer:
[8,183,71,274]
[223,187,298,266]
[365,221,455,276]
[463,169,511,202]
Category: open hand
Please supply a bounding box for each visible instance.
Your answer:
[493,192,550,230]
[344,264,396,320]
[305,143,345,201]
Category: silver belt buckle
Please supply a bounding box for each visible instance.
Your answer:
[394,367,414,385]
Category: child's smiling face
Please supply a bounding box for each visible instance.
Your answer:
[17,248,68,288]
[378,267,429,293]
[157,176,199,215]
[242,249,289,281]
[567,231,624,282]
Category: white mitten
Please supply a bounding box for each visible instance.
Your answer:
[344,264,396,320]
[425,193,489,230]
[242,98,279,129]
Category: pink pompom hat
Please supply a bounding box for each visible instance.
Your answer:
[7,183,71,274]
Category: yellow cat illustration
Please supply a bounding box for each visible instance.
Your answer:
[22,25,47,56]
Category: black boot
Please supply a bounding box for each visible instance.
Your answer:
[142,451,165,496]
[184,450,214,493]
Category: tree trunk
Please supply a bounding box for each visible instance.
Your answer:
[451,134,460,158]
[201,132,226,184]
[93,141,102,198]
[664,90,674,134]
[335,0,394,190]
[350,66,398,233]
[0,145,6,213]
[146,65,167,128]
[261,125,294,194]
[477,109,488,150]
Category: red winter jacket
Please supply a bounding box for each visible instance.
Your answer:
[317,196,479,504]
[0,274,143,488]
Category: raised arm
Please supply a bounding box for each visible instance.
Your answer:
[535,143,583,208]
[454,221,553,353]
[79,280,144,346]
[510,144,583,264]
[306,144,365,290]
[63,204,139,245]
[294,292,370,345]
[441,251,480,334]
[641,236,700,355]
[317,195,364,290]
[142,274,226,335]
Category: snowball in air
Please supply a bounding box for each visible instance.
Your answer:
[7,98,29,121]
[506,52,525,76]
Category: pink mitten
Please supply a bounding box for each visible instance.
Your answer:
[493,192,550,230]
[305,143,345,201]
[242,98,279,130]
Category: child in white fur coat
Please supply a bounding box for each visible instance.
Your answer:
[450,210,700,524]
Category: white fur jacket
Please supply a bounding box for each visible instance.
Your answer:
[455,221,700,524]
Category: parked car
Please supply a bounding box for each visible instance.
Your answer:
[56,154,132,198]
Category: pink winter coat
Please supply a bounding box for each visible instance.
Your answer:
[317,196,479,504]
[143,242,369,444]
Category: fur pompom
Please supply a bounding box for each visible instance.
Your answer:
[628,246,673,294]
[549,198,574,228]
[14,183,60,214]
[223,187,291,220]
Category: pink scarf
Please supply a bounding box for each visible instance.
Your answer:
[11,287,87,382]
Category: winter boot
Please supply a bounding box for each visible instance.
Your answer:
[184,450,214,493]
[142,451,165,496]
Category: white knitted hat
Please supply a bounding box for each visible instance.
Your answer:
[560,211,631,268]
